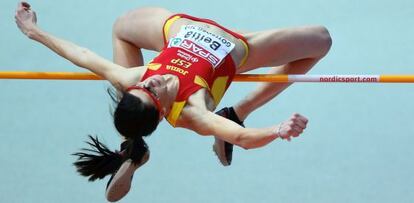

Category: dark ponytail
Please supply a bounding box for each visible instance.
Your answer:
[72,135,149,181]
[124,136,148,164]
[72,88,158,181]
[72,135,123,181]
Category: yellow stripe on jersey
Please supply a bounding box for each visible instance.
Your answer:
[147,63,162,71]
[166,101,186,127]
[194,75,210,90]
[163,15,182,42]
[238,39,250,67]
[210,76,229,105]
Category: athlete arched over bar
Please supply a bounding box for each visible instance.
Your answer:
[15,2,331,201]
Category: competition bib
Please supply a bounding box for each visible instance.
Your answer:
[167,25,235,68]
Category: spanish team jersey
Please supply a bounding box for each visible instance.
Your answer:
[141,14,249,127]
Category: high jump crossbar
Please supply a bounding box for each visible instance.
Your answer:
[1,71,414,83]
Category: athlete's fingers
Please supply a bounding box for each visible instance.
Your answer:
[290,129,300,138]
[291,113,308,124]
[292,125,303,136]
[291,113,301,119]
[33,10,37,22]
[21,2,30,8]
[295,119,307,129]
[16,5,25,14]
[289,116,306,128]
[297,115,308,124]
[18,2,30,10]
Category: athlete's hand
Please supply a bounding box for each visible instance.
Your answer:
[15,2,38,37]
[275,113,308,141]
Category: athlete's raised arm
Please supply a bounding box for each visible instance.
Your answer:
[180,106,308,149]
[15,2,128,88]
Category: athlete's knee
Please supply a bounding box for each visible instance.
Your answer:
[112,8,143,37]
[311,26,332,57]
[112,14,127,38]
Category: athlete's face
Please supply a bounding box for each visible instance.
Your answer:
[140,75,169,103]
[127,75,168,118]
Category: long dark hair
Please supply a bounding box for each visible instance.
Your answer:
[72,88,160,181]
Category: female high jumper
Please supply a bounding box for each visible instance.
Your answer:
[15,2,331,201]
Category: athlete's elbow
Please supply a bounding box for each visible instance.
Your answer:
[195,126,213,137]
[237,142,252,150]
[237,140,254,150]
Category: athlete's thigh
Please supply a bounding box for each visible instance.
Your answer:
[114,7,174,52]
[239,26,330,73]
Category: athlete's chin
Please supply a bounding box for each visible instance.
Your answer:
[152,75,166,86]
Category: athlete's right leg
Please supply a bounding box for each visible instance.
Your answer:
[233,26,332,120]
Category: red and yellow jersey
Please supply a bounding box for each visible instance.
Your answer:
[141,14,249,127]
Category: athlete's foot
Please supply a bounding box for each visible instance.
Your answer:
[213,107,244,166]
[213,138,233,166]
[106,142,149,202]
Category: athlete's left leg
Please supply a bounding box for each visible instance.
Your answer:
[233,58,321,121]
[213,26,331,166]
[233,25,332,121]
